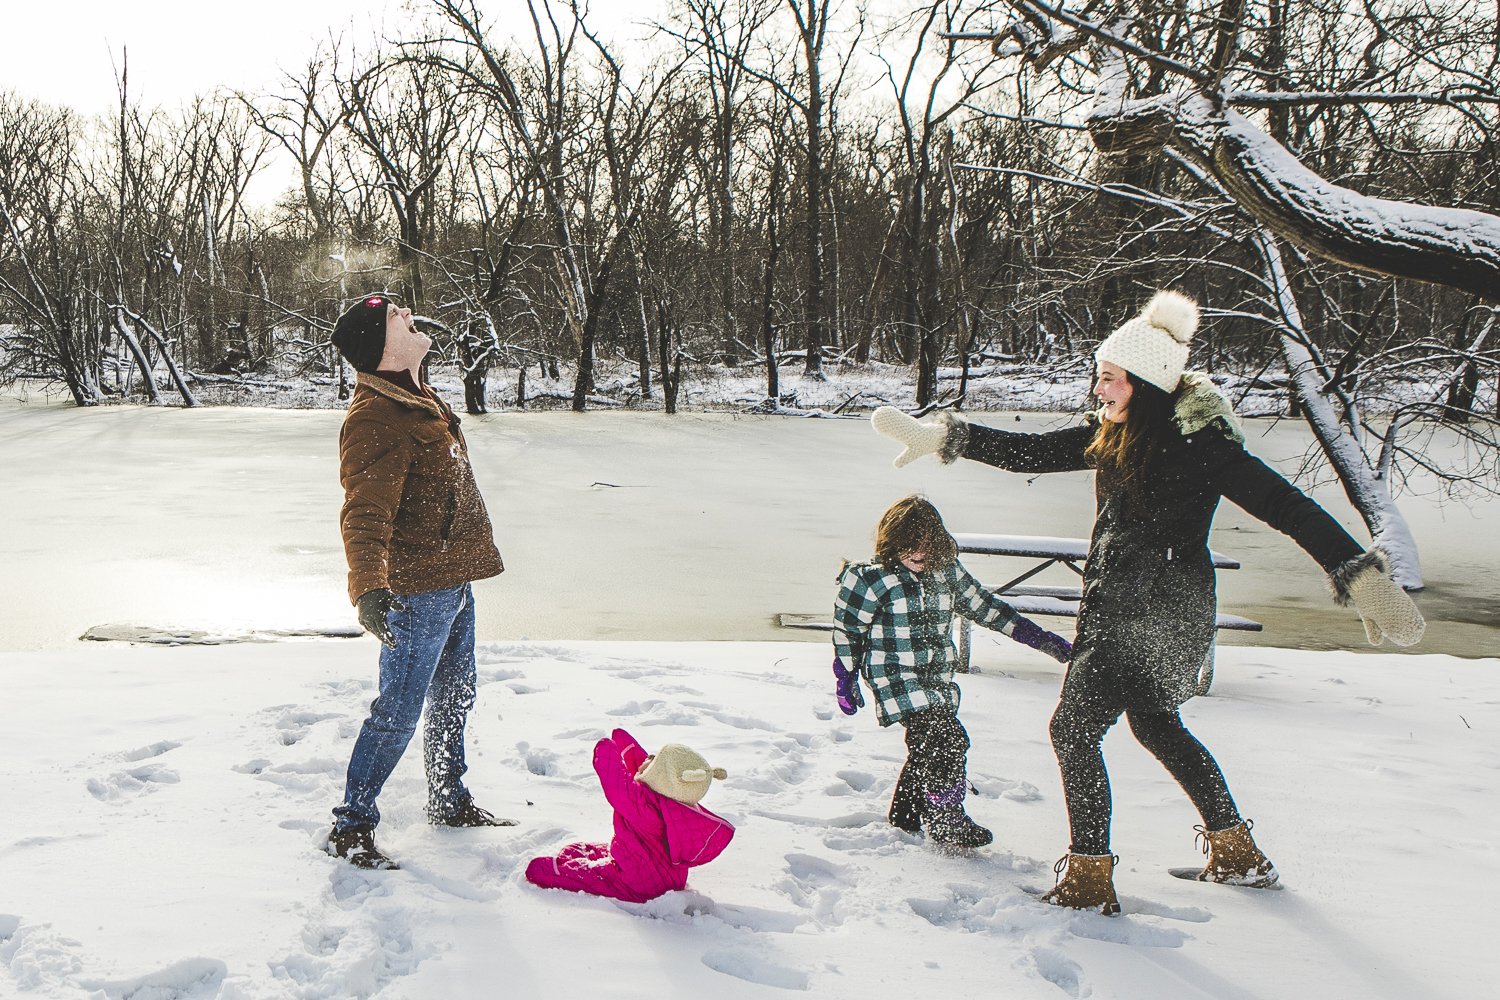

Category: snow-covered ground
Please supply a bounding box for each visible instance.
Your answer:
[3,636,1496,999]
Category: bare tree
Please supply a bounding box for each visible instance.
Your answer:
[873,1,1004,406]
[340,45,467,306]
[659,0,777,364]
[242,44,353,249]
[429,0,616,410]
[0,94,105,404]
[728,0,866,378]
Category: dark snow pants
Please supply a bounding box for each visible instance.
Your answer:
[1050,701,1240,855]
[890,707,971,831]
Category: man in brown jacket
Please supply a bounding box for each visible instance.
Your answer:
[325,293,510,870]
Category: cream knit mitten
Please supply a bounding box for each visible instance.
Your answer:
[1335,550,1426,647]
[871,407,950,468]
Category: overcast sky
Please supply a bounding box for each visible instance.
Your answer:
[1,0,669,115]
[2,0,412,113]
[4,2,928,117]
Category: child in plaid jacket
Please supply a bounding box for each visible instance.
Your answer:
[832,495,1072,848]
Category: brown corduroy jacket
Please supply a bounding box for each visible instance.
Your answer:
[339,372,504,603]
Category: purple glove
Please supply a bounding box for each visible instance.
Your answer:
[832,657,863,715]
[1009,618,1073,664]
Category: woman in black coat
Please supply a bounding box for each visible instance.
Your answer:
[873,291,1425,915]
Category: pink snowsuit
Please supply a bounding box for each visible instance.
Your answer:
[525,729,735,903]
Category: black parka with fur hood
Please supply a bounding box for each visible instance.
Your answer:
[951,374,1364,710]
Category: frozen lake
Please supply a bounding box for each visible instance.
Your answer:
[2,397,1496,658]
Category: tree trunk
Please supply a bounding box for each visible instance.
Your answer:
[1257,231,1421,587]
[111,309,161,404]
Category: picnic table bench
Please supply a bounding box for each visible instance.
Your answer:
[781,533,1261,696]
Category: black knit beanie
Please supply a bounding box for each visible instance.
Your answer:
[331,294,395,373]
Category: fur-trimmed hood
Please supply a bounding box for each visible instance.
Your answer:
[1172,371,1244,443]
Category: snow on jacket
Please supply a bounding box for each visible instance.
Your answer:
[956,372,1364,710]
[524,729,735,904]
[339,372,504,603]
[832,557,1025,726]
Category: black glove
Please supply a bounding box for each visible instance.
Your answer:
[1009,617,1073,664]
[356,588,404,648]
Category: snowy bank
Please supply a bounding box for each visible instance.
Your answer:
[2,638,1495,999]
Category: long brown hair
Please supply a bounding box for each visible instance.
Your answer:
[1084,371,1178,500]
[874,495,958,571]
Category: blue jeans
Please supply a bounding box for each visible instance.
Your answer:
[333,583,479,831]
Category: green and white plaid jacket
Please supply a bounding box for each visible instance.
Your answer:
[833,558,1023,726]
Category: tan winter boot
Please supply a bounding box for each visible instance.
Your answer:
[1040,852,1121,916]
[1194,819,1279,888]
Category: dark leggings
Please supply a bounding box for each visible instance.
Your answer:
[1050,700,1240,855]
[889,708,971,827]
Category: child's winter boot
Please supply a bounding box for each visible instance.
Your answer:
[1040,851,1120,915]
[921,782,993,848]
[1193,819,1278,887]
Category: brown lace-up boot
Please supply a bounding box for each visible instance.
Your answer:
[1040,852,1121,915]
[1195,819,1279,888]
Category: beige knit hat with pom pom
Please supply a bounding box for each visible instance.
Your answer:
[1094,290,1199,393]
[636,744,728,805]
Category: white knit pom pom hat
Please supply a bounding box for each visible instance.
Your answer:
[636,744,728,805]
[1094,290,1199,393]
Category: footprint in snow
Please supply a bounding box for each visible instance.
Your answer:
[271,913,428,998]
[829,769,878,793]
[86,763,180,802]
[700,948,810,992]
[118,739,182,762]
[653,684,705,696]
[478,640,577,663]
[969,775,1043,802]
[251,757,346,795]
[820,820,910,854]
[316,678,373,701]
[300,923,346,957]
[699,708,780,733]
[773,853,853,923]
[553,726,609,741]
[1123,897,1212,923]
[666,893,807,934]
[274,709,342,747]
[1024,945,1087,998]
[746,757,814,788]
[605,698,663,717]
[1063,906,1190,948]
[328,864,396,907]
[907,881,1013,931]
[77,956,228,999]
[0,833,106,858]
[513,741,562,777]
[0,919,85,989]
[606,700,701,726]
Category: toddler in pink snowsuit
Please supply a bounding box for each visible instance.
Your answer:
[524,728,734,903]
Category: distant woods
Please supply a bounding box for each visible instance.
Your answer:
[0,0,1496,431]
